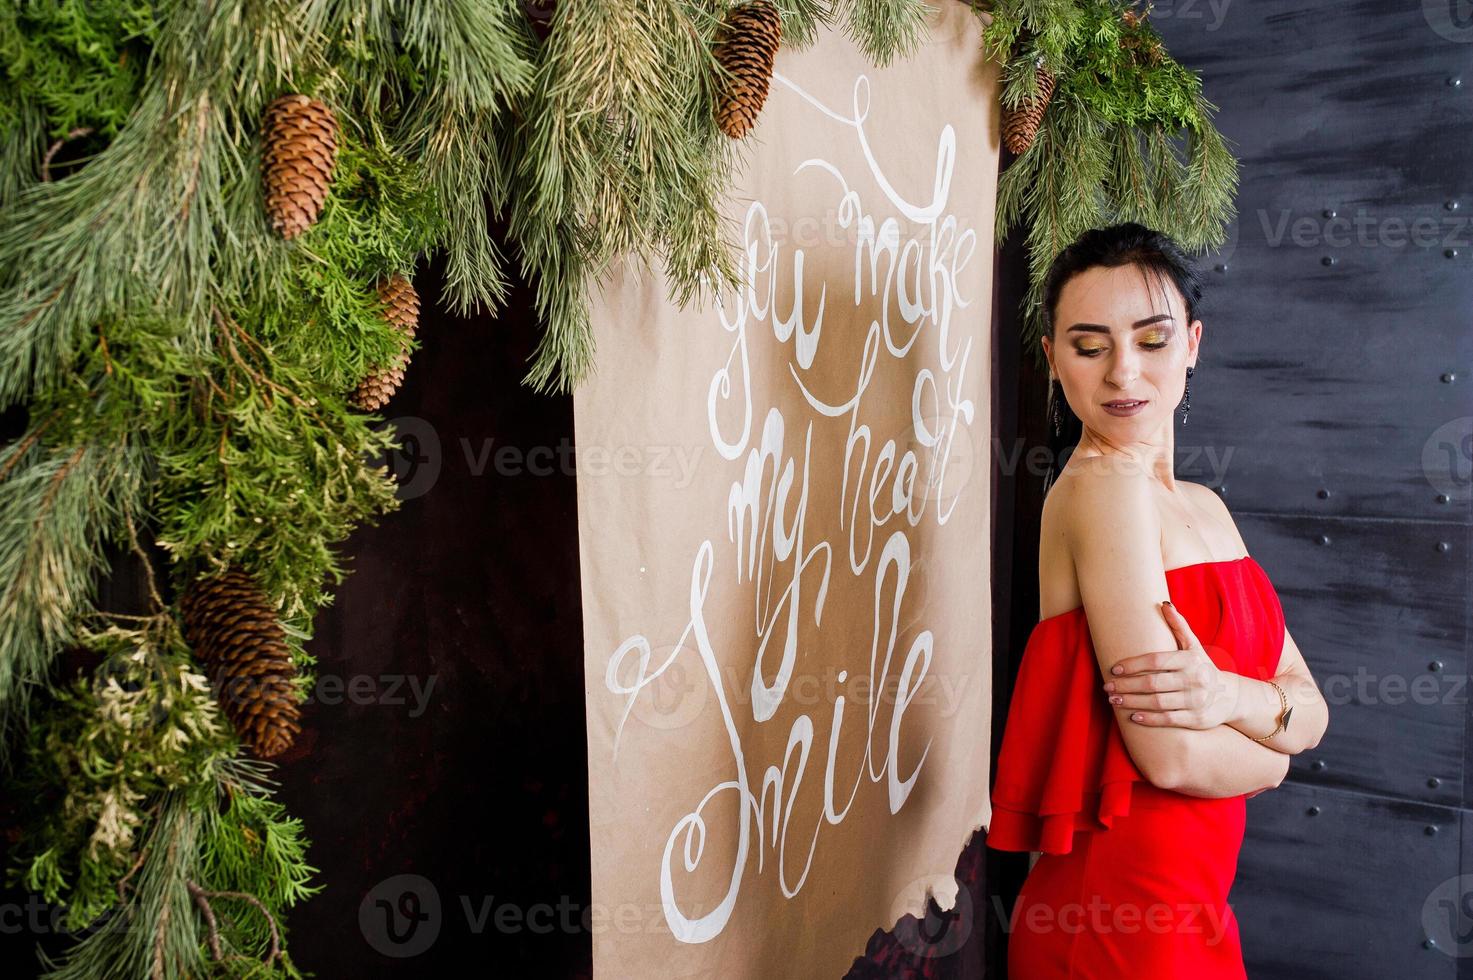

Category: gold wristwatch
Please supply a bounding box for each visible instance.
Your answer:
[1248,680,1292,742]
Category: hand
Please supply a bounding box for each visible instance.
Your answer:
[1102,600,1241,730]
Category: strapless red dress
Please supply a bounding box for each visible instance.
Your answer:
[987,556,1286,979]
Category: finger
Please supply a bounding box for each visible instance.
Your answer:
[1160,601,1196,649]
[1128,708,1189,726]
[1109,651,1166,676]
[1111,690,1186,711]
[1113,652,1185,679]
[1107,671,1185,694]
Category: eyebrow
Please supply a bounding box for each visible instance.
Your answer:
[1066,314,1175,335]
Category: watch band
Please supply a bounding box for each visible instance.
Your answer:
[1248,680,1291,742]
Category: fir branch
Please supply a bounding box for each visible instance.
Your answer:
[989,0,1238,365]
[382,0,538,315]
[839,0,933,66]
[151,301,403,627]
[772,0,830,49]
[511,0,742,392]
[32,789,209,980]
[0,437,146,755]
[0,0,334,411]
[6,625,234,933]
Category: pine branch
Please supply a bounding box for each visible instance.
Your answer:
[839,0,933,66]
[0,437,146,758]
[0,0,334,411]
[772,0,830,49]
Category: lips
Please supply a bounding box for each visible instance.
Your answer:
[1103,400,1147,407]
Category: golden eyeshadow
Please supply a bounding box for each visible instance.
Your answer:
[1141,329,1170,345]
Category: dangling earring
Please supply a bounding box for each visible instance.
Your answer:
[1180,365,1194,426]
[1051,378,1062,436]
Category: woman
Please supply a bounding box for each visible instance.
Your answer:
[987,223,1330,978]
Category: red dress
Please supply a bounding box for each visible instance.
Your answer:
[987,556,1286,979]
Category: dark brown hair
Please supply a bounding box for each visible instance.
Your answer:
[1042,222,1204,339]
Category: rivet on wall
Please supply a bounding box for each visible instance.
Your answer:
[1317,488,1331,499]
[1306,805,1321,816]
[1216,484,1227,496]
[1441,371,1456,383]
[1425,825,1439,836]
[1448,76,1462,87]
[1437,493,1450,504]
[1317,534,1331,546]
[1429,660,1443,672]
[1311,759,1326,771]
[1446,249,1459,259]
[1321,255,1336,266]
[1447,200,1461,211]
[1427,776,1439,788]
[1436,541,1451,553]
[1215,263,1228,273]
[1323,208,1337,219]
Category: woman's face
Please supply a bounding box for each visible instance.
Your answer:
[1041,263,1201,444]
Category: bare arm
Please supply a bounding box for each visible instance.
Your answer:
[1226,626,1329,755]
[1065,461,1289,798]
[1187,484,1330,755]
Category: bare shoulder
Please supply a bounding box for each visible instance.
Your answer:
[1046,454,1157,523]
[1041,455,1160,566]
[1178,479,1250,555]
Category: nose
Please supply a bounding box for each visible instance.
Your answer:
[1105,346,1140,389]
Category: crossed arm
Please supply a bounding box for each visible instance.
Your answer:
[1065,466,1328,800]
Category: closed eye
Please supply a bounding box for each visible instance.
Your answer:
[1076,341,1170,357]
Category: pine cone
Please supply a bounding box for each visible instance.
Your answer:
[714,1,783,139]
[179,567,302,760]
[1002,61,1056,156]
[260,94,339,240]
[350,274,421,412]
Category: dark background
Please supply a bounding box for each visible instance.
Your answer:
[990,3,1473,979]
[3,2,1472,977]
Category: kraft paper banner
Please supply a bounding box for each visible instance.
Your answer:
[575,5,999,976]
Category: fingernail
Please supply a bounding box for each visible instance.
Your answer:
[1103,682,1115,692]
[1163,600,1173,608]
[1131,713,1143,721]
[1111,664,1123,674]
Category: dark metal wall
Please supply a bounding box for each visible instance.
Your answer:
[990,3,1473,978]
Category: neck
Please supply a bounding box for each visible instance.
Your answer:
[1073,427,1177,489]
